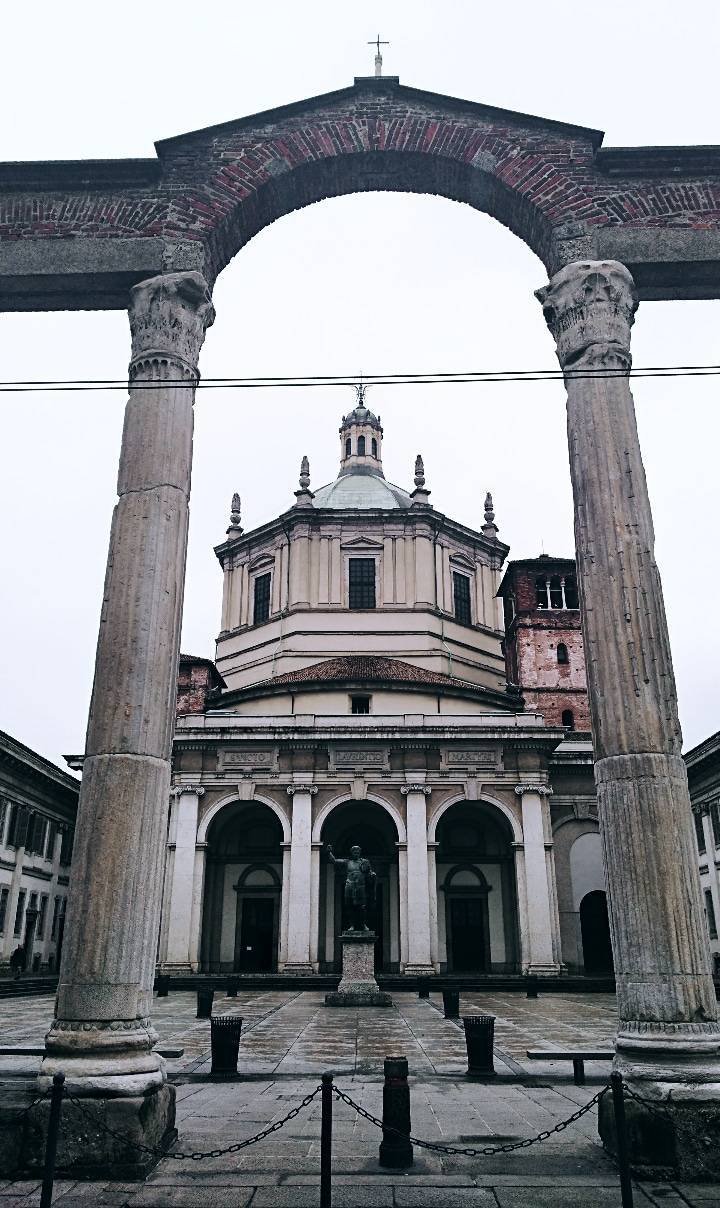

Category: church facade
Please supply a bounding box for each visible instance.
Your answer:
[159,399,607,978]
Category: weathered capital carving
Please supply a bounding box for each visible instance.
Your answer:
[514,784,553,797]
[401,784,432,796]
[129,270,215,377]
[170,785,205,799]
[286,784,319,796]
[535,259,638,370]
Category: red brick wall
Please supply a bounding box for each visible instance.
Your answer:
[176,663,216,715]
[3,83,720,283]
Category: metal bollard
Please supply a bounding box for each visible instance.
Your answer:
[40,1071,65,1208]
[196,986,214,1019]
[210,1015,243,1077]
[526,975,539,999]
[320,1071,333,1208]
[418,980,430,999]
[442,988,460,1019]
[462,1015,496,1079]
[610,1072,634,1208]
[226,976,239,998]
[378,1055,413,1168]
[156,975,170,998]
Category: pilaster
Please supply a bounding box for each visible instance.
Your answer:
[284,784,318,972]
[164,787,205,970]
[401,783,434,975]
[514,785,560,974]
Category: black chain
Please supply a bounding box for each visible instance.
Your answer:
[3,1085,52,1126]
[332,1084,608,1157]
[64,1085,321,1161]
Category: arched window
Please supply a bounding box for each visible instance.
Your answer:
[557,643,569,664]
[357,435,366,456]
[561,708,575,730]
[345,437,351,457]
[371,437,377,457]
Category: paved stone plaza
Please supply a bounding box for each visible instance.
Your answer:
[0,990,717,1205]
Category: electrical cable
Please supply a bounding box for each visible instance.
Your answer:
[0,364,717,391]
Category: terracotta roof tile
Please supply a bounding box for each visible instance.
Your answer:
[261,655,485,692]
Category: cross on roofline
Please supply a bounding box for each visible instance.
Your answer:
[367,34,389,77]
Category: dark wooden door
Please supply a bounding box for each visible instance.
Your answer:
[580,891,614,974]
[238,897,275,972]
[449,898,487,972]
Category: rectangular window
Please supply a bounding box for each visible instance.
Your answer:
[51,896,62,941]
[453,572,472,625]
[351,695,371,715]
[37,894,48,939]
[705,890,718,940]
[695,811,707,856]
[13,890,26,936]
[253,573,271,624]
[59,827,74,867]
[711,802,720,849]
[349,558,376,609]
[0,887,9,933]
[45,820,57,861]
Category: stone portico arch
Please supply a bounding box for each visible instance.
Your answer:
[8,75,716,1176]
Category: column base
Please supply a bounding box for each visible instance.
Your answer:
[599,1078,720,1181]
[0,1082,176,1179]
[403,964,437,978]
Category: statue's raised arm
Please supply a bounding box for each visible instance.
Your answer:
[325,843,347,868]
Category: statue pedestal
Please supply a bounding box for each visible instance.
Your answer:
[325,932,392,1007]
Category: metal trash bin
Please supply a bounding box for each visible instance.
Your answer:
[156,975,170,998]
[526,975,539,1000]
[462,1015,496,1079]
[442,989,460,1019]
[197,986,214,1019]
[210,1015,243,1077]
[226,976,239,998]
[418,981,431,999]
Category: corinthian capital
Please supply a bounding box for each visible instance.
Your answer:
[129,271,215,377]
[535,260,638,370]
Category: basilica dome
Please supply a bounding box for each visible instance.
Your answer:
[313,470,411,510]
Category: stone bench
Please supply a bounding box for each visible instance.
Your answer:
[526,1048,614,1085]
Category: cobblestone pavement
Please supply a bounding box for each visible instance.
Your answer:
[0,990,716,1205]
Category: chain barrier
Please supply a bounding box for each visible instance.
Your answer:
[3,1085,52,1127]
[332,1083,608,1157]
[62,1084,321,1162]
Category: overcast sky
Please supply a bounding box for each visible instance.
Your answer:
[1,0,718,767]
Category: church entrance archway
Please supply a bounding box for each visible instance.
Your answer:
[200,800,283,973]
[319,800,399,974]
[436,801,519,973]
[580,890,614,975]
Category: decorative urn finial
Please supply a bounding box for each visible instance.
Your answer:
[294,455,314,507]
[482,491,498,538]
[414,454,425,489]
[410,453,431,508]
[226,492,243,538]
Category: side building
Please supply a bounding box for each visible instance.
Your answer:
[0,729,78,974]
[159,399,611,979]
[687,731,720,974]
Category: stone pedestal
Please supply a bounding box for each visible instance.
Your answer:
[325,933,392,1007]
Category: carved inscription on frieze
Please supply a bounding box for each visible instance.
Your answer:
[218,749,278,774]
[330,748,389,771]
[441,749,502,772]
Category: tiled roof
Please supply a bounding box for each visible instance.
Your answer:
[261,656,485,692]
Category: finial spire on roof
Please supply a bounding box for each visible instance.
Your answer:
[294,455,314,508]
[226,492,243,539]
[411,452,431,508]
[368,34,389,77]
[482,491,499,539]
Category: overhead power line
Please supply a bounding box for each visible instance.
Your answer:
[0,364,718,392]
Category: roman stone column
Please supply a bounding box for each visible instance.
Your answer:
[164,787,205,970]
[40,273,214,1154]
[284,784,318,972]
[401,784,435,976]
[536,260,720,1174]
[514,785,560,974]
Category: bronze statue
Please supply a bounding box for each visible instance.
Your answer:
[326,843,376,932]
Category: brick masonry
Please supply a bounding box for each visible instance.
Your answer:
[2,78,720,307]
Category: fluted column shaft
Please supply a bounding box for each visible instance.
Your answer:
[537,260,718,1072]
[44,272,214,1091]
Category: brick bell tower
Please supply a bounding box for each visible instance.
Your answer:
[497,555,590,732]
